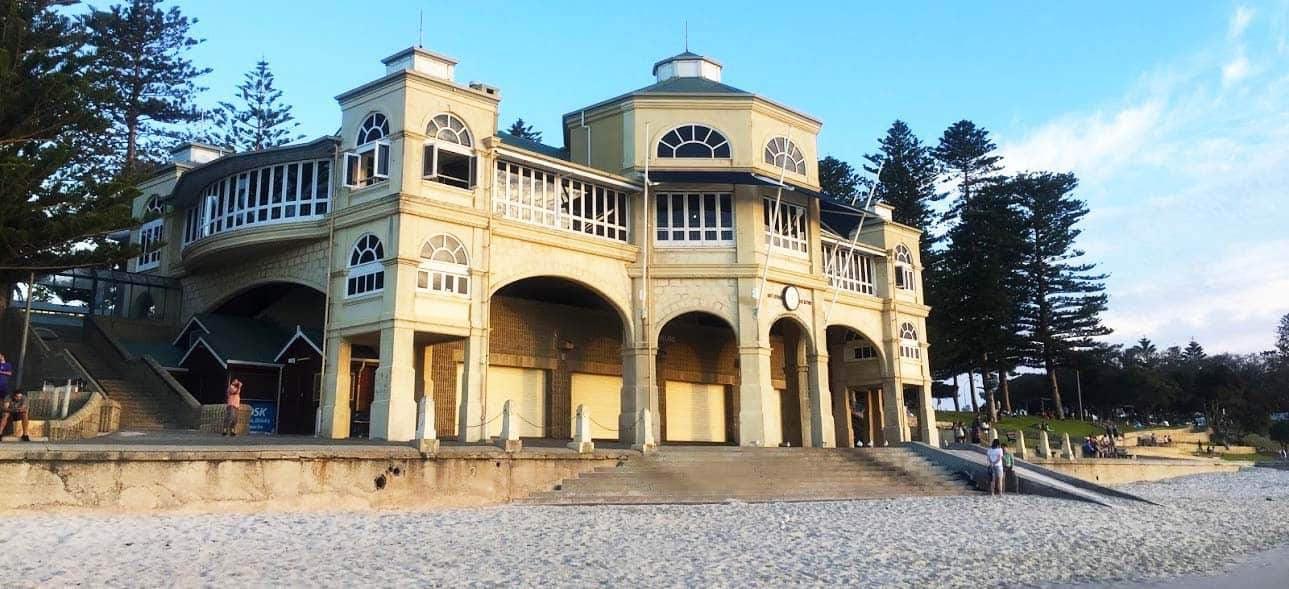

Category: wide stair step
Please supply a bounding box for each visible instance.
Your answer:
[52,336,188,431]
[518,447,977,505]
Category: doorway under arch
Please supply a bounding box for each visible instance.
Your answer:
[825,324,886,448]
[655,311,739,445]
[768,316,814,447]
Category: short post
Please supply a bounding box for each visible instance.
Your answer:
[414,395,440,454]
[989,428,999,444]
[568,404,594,454]
[497,399,522,452]
[632,408,656,453]
[1015,431,1028,460]
[60,379,73,419]
[1038,430,1052,459]
[1061,433,1075,460]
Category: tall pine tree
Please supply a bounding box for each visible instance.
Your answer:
[1014,172,1111,418]
[934,120,1003,217]
[82,0,209,172]
[863,121,943,239]
[211,59,303,152]
[505,118,542,142]
[1,0,136,316]
[818,156,861,204]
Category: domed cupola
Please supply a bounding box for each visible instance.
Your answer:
[651,51,723,83]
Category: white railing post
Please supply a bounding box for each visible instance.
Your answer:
[568,404,594,454]
[415,395,439,453]
[1015,431,1028,460]
[497,399,522,452]
[632,408,656,454]
[1038,430,1052,459]
[1061,433,1075,460]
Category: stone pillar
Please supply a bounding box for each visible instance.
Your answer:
[880,378,908,443]
[1015,430,1028,460]
[1038,430,1052,458]
[415,395,439,453]
[497,399,521,452]
[795,362,814,447]
[457,330,487,442]
[806,353,835,448]
[318,336,352,439]
[828,350,853,449]
[737,344,774,447]
[370,325,417,442]
[1061,433,1075,460]
[619,346,658,447]
[568,404,593,454]
[634,408,657,452]
[916,384,939,446]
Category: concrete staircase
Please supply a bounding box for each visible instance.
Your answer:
[520,446,977,505]
[47,326,185,431]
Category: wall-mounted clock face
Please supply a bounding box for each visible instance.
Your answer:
[782,285,800,311]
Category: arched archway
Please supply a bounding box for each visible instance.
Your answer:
[826,324,887,447]
[768,315,815,447]
[131,291,157,320]
[443,276,628,441]
[656,311,739,445]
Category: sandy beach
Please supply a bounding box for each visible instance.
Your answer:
[0,468,1285,587]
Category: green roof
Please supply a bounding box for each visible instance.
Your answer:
[496,131,569,161]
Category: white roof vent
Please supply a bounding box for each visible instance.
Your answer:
[170,142,230,165]
[652,51,722,83]
[872,202,894,221]
[382,47,457,81]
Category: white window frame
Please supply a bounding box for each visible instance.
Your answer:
[346,234,385,298]
[417,234,470,296]
[823,240,877,295]
[764,136,806,175]
[899,322,921,360]
[182,159,331,247]
[491,160,631,242]
[655,192,734,246]
[894,244,916,292]
[423,140,476,189]
[344,140,390,189]
[656,124,731,159]
[137,218,163,270]
[763,197,808,255]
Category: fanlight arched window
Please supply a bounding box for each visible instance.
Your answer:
[899,321,921,359]
[764,137,806,174]
[346,233,385,297]
[423,113,477,190]
[345,113,391,189]
[843,330,878,362]
[894,244,915,291]
[137,195,164,270]
[656,124,731,158]
[418,234,470,295]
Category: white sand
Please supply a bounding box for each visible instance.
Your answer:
[1,468,1286,588]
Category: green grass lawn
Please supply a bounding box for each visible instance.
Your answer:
[935,410,1131,447]
[1208,451,1280,463]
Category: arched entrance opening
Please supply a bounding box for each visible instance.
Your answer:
[825,325,886,447]
[177,282,326,435]
[768,316,813,447]
[446,276,625,441]
[656,312,738,445]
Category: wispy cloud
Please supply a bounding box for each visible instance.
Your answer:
[998,4,1289,353]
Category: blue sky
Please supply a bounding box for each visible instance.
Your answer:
[171,0,1288,354]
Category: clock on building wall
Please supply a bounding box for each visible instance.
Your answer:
[781,285,801,311]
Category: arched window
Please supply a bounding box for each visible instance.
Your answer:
[656,124,731,158]
[899,322,921,359]
[418,234,470,295]
[357,113,389,145]
[764,137,806,175]
[843,330,878,362]
[423,113,476,190]
[346,233,385,297]
[894,244,915,291]
[345,113,391,188]
[137,195,163,270]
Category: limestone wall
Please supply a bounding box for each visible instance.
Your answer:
[1032,458,1241,485]
[180,239,329,320]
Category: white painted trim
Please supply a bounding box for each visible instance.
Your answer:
[171,315,211,347]
[494,147,641,191]
[273,327,323,363]
[179,336,226,369]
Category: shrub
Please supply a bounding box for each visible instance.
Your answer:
[1243,433,1277,453]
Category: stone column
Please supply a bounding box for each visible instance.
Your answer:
[795,362,813,447]
[457,330,488,442]
[318,335,352,439]
[737,344,774,447]
[915,384,939,446]
[1038,430,1052,458]
[370,325,417,442]
[880,377,908,443]
[828,349,853,448]
[806,352,835,448]
[619,345,658,447]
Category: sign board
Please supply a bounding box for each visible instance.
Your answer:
[246,399,277,434]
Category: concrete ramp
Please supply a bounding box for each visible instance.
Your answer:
[908,443,1155,507]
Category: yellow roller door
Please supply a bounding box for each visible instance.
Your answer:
[459,364,545,438]
[571,373,622,440]
[664,380,726,443]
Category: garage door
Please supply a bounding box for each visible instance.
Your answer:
[764,388,784,448]
[571,373,622,440]
[664,381,726,443]
[458,364,546,438]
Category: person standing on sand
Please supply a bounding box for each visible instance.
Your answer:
[986,439,1005,496]
[223,379,243,436]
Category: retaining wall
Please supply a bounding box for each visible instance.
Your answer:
[1031,458,1240,484]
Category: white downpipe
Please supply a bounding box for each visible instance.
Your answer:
[315,199,337,437]
[753,126,795,315]
[641,122,651,346]
[823,160,885,325]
